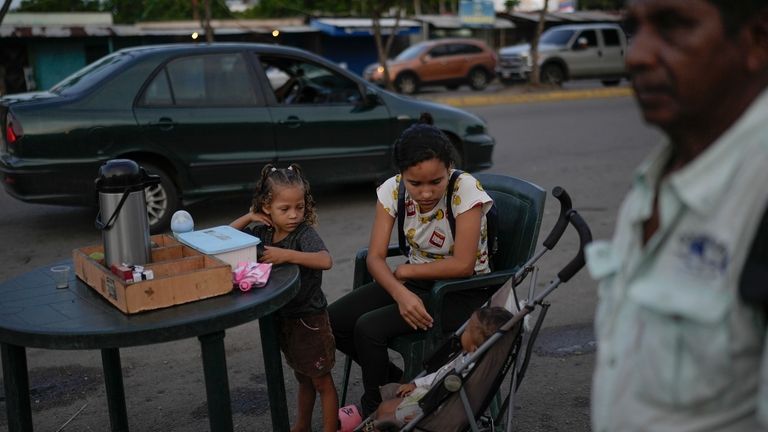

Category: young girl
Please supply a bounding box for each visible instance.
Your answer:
[230,163,337,432]
[328,113,495,416]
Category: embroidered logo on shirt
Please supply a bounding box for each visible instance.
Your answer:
[677,233,729,278]
[406,200,416,217]
[429,230,446,248]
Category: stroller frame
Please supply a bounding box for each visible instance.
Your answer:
[395,187,593,432]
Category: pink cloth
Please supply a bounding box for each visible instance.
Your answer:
[232,261,272,292]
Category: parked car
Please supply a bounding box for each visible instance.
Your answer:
[0,43,495,232]
[497,23,627,86]
[364,38,497,95]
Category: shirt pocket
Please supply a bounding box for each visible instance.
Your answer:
[586,241,620,336]
[629,279,733,408]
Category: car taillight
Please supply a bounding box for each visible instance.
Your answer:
[5,112,23,145]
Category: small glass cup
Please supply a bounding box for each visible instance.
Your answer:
[50,265,70,289]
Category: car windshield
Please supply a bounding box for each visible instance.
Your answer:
[50,51,133,95]
[394,44,425,61]
[540,29,576,45]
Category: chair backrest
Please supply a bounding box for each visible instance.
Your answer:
[475,173,546,272]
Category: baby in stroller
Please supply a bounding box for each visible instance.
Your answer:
[355,306,513,431]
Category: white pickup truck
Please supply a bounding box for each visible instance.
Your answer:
[497,23,627,86]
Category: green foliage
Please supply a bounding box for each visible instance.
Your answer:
[577,0,624,10]
[18,0,231,23]
[504,0,520,12]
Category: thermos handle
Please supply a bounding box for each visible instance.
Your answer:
[95,189,131,231]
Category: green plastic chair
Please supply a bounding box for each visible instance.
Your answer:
[339,173,546,406]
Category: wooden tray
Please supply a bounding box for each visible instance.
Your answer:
[73,234,233,314]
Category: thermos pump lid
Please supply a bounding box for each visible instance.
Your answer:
[96,159,154,193]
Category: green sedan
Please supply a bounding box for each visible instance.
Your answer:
[0,43,494,231]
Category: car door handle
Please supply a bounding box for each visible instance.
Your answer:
[279,116,304,128]
[155,117,175,131]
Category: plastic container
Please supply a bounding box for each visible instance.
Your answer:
[175,225,260,269]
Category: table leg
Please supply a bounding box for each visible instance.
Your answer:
[258,313,289,432]
[198,331,233,432]
[101,348,129,432]
[1,343,32,432]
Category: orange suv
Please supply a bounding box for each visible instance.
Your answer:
[364,38,497,94]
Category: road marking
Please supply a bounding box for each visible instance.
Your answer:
[426,87,634,107]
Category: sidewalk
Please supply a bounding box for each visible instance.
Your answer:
[416,83,633,108]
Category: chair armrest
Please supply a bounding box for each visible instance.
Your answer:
[425,268,518,348]
[353,244,403,290]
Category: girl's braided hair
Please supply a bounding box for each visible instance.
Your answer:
[251,163,317,225]
[393,112,456,172]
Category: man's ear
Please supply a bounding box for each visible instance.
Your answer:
[743,9,768,72]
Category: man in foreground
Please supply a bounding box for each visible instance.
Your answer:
[588,0,768,430]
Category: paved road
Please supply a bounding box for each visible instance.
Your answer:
[0,92,660,431]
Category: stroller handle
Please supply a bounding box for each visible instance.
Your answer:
[542,186,573,250]
[557,209,593,282]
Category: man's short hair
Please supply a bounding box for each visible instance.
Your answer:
[707,0,768,35]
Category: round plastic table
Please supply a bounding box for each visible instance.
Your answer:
[0,260,300,432]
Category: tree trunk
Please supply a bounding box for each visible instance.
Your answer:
[529,0,549,86]
[371,1,402,91]
[414,0,421,16]
[203,0,213,43]
[192,0,200,23]
[0,0,13,26]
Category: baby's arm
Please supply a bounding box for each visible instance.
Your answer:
[260,247,332,270]
[229,211,272,230]
[396,383,417,397]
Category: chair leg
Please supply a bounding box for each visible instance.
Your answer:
[341,354,353,406]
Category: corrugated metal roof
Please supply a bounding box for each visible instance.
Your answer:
[310,18,422,37]
[312,18,422,28]
[0,24,140,38]
[505,10,621,23]
[2,12,113,25]
[0,18,319,38]
[415,14,515,29]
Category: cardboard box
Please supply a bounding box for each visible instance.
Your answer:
[73,234,233,314]
[175,225,261,269]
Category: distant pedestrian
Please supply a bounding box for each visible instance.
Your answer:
[588,0,768,430]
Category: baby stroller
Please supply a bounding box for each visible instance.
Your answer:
[365,186,592,432]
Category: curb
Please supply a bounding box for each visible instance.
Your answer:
[422,86,633,108]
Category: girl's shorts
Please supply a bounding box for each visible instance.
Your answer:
[278,311,336,378]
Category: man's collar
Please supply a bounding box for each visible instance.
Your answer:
[646,88,768,215]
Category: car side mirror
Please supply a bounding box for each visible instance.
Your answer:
[360,87,380,108]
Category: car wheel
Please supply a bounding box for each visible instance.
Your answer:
[540,63,565,86]
[140,163,179,234]
[601,79,621,86]
[395,73,419,95]
[468,68,490,91]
